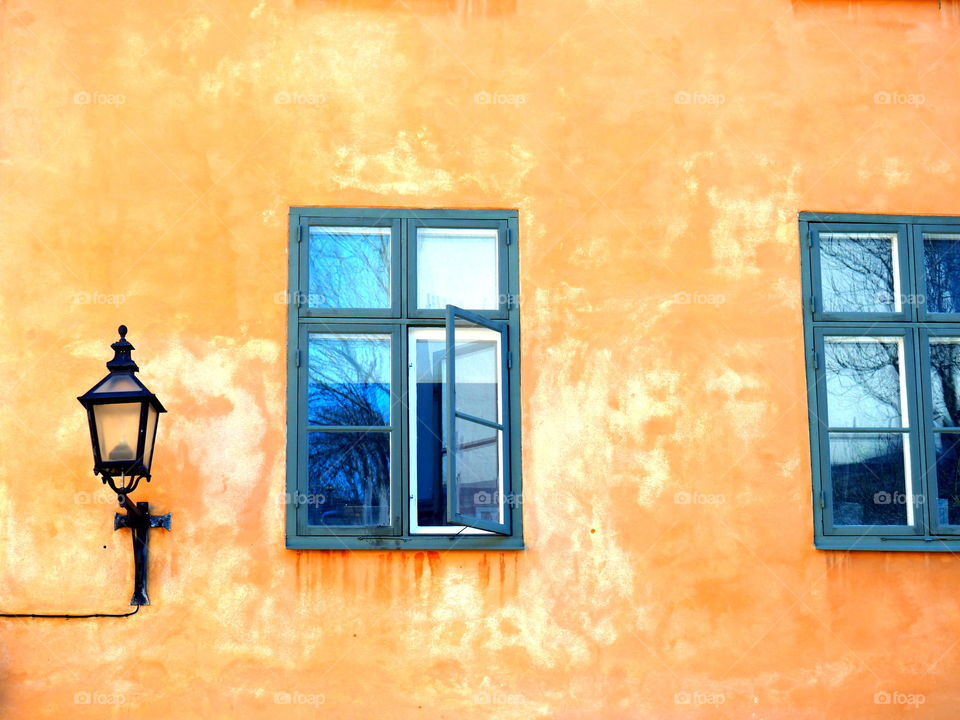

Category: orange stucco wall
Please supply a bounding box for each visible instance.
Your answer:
[2,0,960,717]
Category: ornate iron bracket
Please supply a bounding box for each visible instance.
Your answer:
[113,499,172,606]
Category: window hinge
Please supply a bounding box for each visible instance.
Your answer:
[296,349,301,368]
[819,491,825,509]
[298,225,306,243]
[812,349,818,370]
[807,232,813,248]
[507,351,513,369]
[505,228,511,245]
[809,294,816,313]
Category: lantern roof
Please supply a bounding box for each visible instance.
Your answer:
[77,325,167,413]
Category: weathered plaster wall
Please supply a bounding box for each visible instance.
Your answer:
[2,0,960,717]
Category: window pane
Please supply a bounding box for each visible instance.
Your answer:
[308,226,390,309]
[454,334,499,423]
[934,433,960,525]
[824,337,906,428]
[829,432,913,526]
[453,418,504,525]
[818,232,899,313]
[930,338,960,427]
[417,228,499,309]
[307,431,390,526]
[413,336,450,528]
[923,233,960,314]
[308,334,390,426]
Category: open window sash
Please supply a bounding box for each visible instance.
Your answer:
[445,305,512,534]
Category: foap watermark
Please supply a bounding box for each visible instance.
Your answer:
[674,491,725,506]
[474,91,526,108]
[874,91,925,107]
[875,291,926,307]
[473,691,526,705]
[673,291,725,306]
[674,691,725,706]
[874,491,924,507]
[74,489,117,506]
[422,292,521,308]
[73,91,126,106]
[274,290,327,306]
[274,91,326,106]
[74,691,126,705]
[71,291,127,306]
[674,91,725,107]
[273,691,325,706]
[474,491,523,508]
[874,691,925,708]
[275,492,327,508]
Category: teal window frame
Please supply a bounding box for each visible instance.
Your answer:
[801,211,960,551]
[286,207,523,550]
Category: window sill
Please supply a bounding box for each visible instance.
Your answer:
[816,536,960,552]
[286,535,525,551]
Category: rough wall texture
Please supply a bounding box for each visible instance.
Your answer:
[2,0,960,717]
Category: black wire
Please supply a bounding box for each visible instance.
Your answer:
[0,604,140,619]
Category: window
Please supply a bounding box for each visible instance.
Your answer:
[286,208,522,550]
[801,212,960,551]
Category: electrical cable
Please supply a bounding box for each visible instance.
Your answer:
[0,604,140,619]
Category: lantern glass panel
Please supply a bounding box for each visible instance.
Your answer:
[94,402,142,462]
[143,405,159,470]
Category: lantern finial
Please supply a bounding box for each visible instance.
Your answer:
[106,324,139,373]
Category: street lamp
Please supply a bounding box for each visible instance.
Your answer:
[77,325,171,605]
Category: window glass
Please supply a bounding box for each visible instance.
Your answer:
[452,418,504,525]
[828,432,912,526]
[307,431,390,526]
[929,338,960,427]
[824,337,906,428]
[818,232,899,313]
[409,329,490,533]
[308,226,391,309]
[923,233,960,314]
[933,433,960,526]
[412,334,448,529]
[447,313,509,533]
[308,334,391,426]
[417,228,499,309]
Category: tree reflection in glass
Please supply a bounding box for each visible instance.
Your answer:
[930,338,960,525]
[824,336,913,526]
[923,233,960,314]
[818,232,899,313]
[308,226,391,309]
[307,334,391,526]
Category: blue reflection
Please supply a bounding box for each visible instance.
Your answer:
[309,335,390,426]
[925,236,960,314]
[307,432,390,526]
[308,226,390,309]
[829,432,908,526]
[819,233,896,313]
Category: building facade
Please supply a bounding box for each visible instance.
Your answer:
[2,0,959,717]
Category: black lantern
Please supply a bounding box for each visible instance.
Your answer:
[78,325,166,496]
[78,325,171,606]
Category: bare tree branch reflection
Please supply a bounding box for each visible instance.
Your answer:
[307,335,390,526]
[309,228,390,308]
[819,232,896,312]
